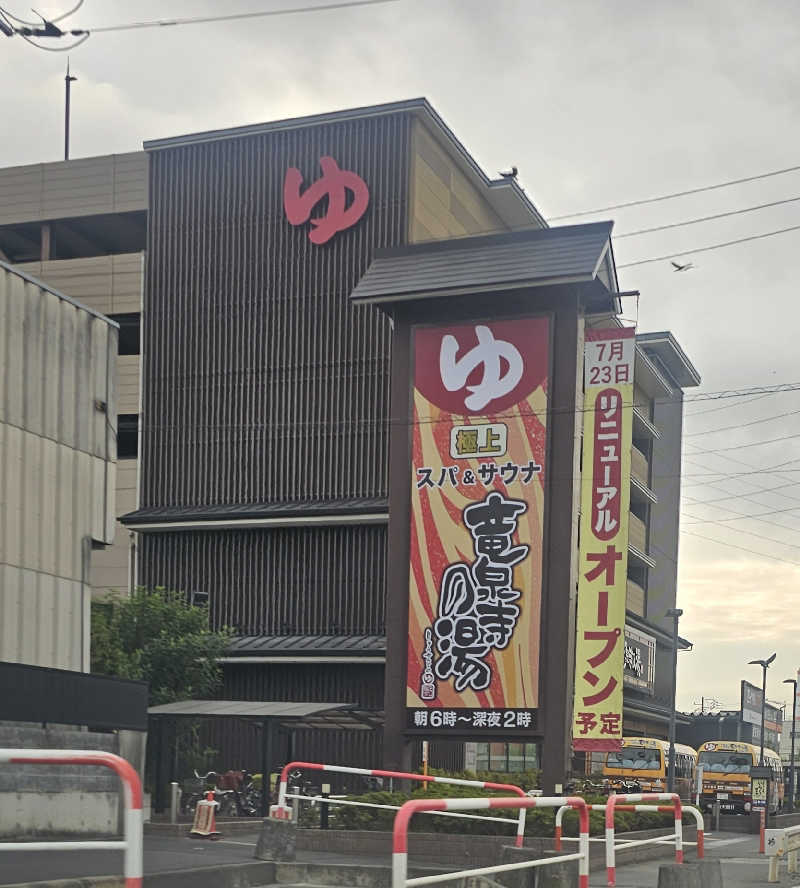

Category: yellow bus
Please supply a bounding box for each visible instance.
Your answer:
[603,738,697,799]
[697,741,783,814]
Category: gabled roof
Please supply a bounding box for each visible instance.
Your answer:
[143,97,546,230]
[350,222,618,310]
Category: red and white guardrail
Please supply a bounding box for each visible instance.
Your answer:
[273,761,530,846]
[555,799,704,885]
[392,796,590,888]
[0,749,143,888]
[605,793,683,887]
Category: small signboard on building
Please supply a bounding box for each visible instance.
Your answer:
[623,625,656,695]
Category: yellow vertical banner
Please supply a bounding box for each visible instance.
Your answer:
[572,328,635,751]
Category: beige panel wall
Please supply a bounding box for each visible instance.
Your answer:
[409,120,507,243]
[0,267,117,670]
[0,153,147,226]
[15,253,142,596]
[16,253,143,316]
[626,579,646,617]
[91,458,137,596]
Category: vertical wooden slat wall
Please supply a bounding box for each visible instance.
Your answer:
[140,526,387,636]
[142,113,409,509]
[139,113,410,768]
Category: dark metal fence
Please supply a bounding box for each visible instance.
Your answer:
[0,660,148,731]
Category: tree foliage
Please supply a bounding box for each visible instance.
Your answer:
[91,587,231,705]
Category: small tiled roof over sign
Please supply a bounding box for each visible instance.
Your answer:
[350,222,618,309]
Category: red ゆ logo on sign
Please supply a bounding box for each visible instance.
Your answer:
[283,156,369,244]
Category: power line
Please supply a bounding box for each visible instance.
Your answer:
[17,29,88,50]
[615,195,800,239]
[617,223,800,269]
[685,392,775,417]
[686,430,800,456]
[684,406,800,437]
[80,0,400,34]
[683,502,800,525]
[680,529,800,567]
[547,163,800,221]
[683,482,800,509]
[0,0,82,27]
[680,516,800,552]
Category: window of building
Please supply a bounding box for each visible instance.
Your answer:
[109,313,141,356]
[476,741,539,772]
[117,414,138,459]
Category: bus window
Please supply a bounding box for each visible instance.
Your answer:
[698,751,752,774]
[607,745,661,770]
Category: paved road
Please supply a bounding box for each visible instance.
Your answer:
[0,830,789,887]
[593,832,790,887]
[0,833,263,884]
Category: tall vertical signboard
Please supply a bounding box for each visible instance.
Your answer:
[572,328,635,751]
[406,317,549,733]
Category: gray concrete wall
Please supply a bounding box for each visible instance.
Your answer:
[0,263,117,670]
[0,725,121,838]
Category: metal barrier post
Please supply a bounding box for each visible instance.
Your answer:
[321,782,330,830]
[169,782,180,824]
[713,799,720,832]
[276,760,529,846]
[392,796,589,888]
[605,792,683,887]
[0,749,143,888]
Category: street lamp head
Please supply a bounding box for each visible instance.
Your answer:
[749,655,777,669]
[767,652,777,667]
[785,678,798,688]
[666,608,683,618]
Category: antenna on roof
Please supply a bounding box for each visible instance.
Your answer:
[64,58,77,160]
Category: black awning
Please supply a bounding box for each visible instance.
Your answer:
[147,699,383,731]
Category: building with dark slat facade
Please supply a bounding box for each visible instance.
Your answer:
[123,99,550,772]
[0,97,698,784]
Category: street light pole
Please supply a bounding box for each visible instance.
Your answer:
[749,653,776,766]
[666,608,683,794]
[784,678,797,811]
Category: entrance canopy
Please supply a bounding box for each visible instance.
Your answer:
[147,699,383,731]
[148,700,383,815]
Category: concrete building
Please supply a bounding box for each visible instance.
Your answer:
[0,152,147,597]
[0,261,117,670]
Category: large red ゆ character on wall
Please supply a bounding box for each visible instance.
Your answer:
[283,156,369,245]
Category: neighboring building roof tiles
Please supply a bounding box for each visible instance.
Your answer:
[227,635,386,656]
[121,496,389,526]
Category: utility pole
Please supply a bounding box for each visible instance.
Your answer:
[667,608,683,793]
[65,59,77,161]
[749,653,776,765]
[784,678,797,811]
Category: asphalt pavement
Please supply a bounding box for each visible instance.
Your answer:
[591,832,793,887]
[0,832,263,885]
[0,829,791,887]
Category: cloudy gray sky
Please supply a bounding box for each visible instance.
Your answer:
[2,0,799,715]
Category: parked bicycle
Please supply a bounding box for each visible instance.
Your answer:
[180,768,261,817]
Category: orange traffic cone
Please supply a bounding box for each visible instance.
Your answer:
[190,790,221,838]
